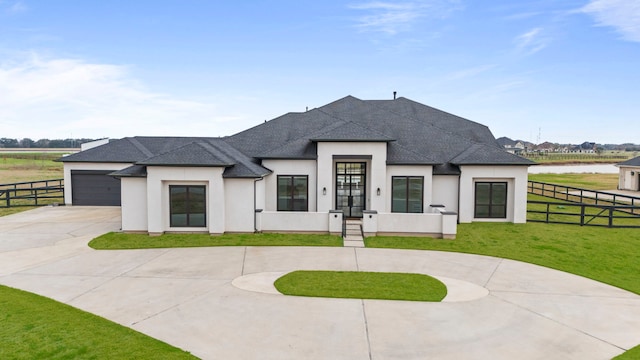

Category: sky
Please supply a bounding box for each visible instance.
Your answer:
[0,1,639,145]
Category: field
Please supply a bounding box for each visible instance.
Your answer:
[524,151,636,164]
[528,173,619,190]
[0,153,66,216]
[0,153,65,184]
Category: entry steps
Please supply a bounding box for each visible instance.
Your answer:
[343,219,365,248]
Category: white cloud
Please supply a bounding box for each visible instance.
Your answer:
[447,64,496,81]
[581,0,640,42]
[0,54,241,139]
[349,0,461,35]
[1,0,27,14]
[514,27,549,55]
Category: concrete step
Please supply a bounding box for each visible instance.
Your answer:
[343,240,365,248]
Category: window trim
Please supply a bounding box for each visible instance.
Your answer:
[474,181,508,219]
[169,185,207,228]
[391,176,424,213]
[277,175,309,212]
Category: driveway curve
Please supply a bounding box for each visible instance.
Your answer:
[1,206,639,359]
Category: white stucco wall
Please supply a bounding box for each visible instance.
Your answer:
[146,166,225,234]
[63,162,132,205]
[432,175,460,213]
[262,160,317,212]
[386,165,433,212]
[619,166,640,191]
[377,213,442,234]
[121,177,148,231]
[458,165,529,223]
[258,211,329,233]
[224,178,257,232]
[316,142,387,212]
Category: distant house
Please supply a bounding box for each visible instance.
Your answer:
[60,96,535,238]
[617,156,640,191]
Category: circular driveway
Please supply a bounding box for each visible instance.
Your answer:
[1,206,639,359]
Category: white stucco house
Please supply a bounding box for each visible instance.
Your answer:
[617,156,640,191]
[60,96,534,238]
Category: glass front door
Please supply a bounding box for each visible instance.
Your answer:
[336,162,366,218]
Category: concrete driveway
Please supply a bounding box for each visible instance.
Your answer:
[1,206,639,359]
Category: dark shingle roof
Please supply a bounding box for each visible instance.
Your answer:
[618,156,640,167]
[62,136,271,178]
[139,141,235,167]
[62,95,534,174]
[310,121,395,142]
[110,165,147,177]
[450,143,535,165]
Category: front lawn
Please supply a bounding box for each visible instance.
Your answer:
[275,270,447,302]
[90,232,343,249]
[366,222,640,295]
[0,285,195,360]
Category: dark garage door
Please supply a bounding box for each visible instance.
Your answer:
[71,170,121,206]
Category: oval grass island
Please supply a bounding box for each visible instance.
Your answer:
[274,270,447,302]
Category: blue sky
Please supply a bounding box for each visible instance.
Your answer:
[0,1,638,144]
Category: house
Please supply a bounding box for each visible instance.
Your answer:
[617,156,640,191]
[60,95,535,238]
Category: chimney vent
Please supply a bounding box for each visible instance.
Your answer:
[393,91,397,100]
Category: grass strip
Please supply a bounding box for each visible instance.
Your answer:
[274,270,447,302]
[0,285,195,360]
[90,232,343,249]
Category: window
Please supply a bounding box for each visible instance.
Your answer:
[170,185,206,227]
[277,175,308,211]
[392,176,423,213]
[474,182,507,218]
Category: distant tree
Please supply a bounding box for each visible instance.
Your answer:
[0,138,19,148]
[34,139,50,148]
[20,138,34,148]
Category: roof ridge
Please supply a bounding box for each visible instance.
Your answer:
[127,137,154,158]
[195,141,236,165]
[366,98,499,149]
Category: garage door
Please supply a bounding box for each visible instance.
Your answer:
[71,170,121,206]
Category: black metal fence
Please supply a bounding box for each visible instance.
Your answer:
[528,181,640,216]
[527,200,640,228]
[0,179,64,208]
[527,181,640,228]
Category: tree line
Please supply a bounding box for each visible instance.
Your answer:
[0,138,98,148]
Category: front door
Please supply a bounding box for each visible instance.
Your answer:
[336,162,366,218]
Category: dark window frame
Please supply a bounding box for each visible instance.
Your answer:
[474,181,508,219]
[277,175,309,212]
[391,176,424,213]
[169,185,207,227]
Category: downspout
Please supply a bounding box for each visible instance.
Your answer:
[254,177,264,232]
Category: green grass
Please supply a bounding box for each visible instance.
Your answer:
[366,222,640,295]
[0,153,64,184]
[0,285,195,360]
[528,173,619,190]
[90,232,343,249]
[0,153,65,217]
[274,270,447,302]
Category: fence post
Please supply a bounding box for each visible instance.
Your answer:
[546,203,550,223]
[608,208,614,228]
[580,205,585,226]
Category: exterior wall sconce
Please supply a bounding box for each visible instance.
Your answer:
[376,187,381,196]
[323,187,327,195]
